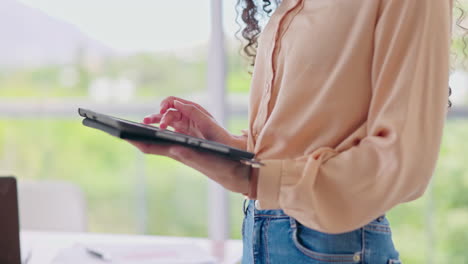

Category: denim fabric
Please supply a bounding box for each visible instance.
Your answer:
[242,200,401,264]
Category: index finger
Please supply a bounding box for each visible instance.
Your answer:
[159,109,183,129]
[143,113,163,125]
[159,96,213,117]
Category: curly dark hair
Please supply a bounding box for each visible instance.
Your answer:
[235,0,278,67]
[236,0,468,108]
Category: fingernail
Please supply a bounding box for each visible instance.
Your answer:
[170,147,182,158]
[169,147,177,155]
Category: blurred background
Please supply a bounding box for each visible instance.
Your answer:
[1,0,468,263]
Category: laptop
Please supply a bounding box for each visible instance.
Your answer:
[0,177,21,264]
[78,108,264,167]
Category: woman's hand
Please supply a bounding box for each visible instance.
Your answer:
[126,96,252,194]
[128,141,251,194]
[143,96,246,149]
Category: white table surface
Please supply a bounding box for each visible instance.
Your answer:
[21,231,243,264]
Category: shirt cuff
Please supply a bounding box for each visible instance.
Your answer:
[256,160,283,209]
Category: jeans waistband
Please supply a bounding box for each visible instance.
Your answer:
[243,199,288,217]
[243,199,386,223]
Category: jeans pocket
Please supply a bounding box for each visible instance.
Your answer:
[388,259,402,264]
[290,219,362,263]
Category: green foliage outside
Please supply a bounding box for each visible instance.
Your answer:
[0,46,251,98]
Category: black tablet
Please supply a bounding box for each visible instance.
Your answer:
[78,108,263,167]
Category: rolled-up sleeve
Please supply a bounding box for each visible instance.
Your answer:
[255,0,452,234]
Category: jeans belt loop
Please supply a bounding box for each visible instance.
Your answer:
[243,198,249,216]
[289,216,297,229]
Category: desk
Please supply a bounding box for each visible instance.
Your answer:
[21,231,243,264]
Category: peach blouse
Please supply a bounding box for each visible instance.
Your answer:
[247,0,452,233]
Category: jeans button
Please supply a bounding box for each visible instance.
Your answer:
[353,253,361,262]
[254,200,261,210]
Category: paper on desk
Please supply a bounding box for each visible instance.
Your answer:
[52,243,217,264]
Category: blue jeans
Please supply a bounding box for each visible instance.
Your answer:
[242,200,401,264]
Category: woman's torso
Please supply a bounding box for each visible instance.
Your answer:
[247,0,381,158]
